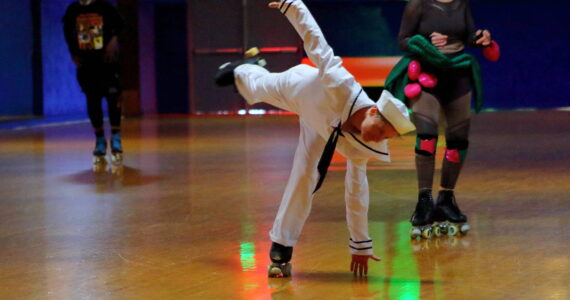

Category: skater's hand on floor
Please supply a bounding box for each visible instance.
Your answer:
[350,254,381,277]
[268,1,281,9]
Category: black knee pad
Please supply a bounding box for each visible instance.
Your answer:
[415,134,438,156]
[269,242,293,264]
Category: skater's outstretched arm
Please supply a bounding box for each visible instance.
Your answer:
[269,0,360,103]
[346,158,381,276]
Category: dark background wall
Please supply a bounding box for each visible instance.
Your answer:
[0,1,36,116]
[1,0,569,118]
[306,0,570,110]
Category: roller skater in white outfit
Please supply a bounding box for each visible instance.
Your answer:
[215,0,416,277]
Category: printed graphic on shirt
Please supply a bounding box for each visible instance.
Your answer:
[76,13,104,50]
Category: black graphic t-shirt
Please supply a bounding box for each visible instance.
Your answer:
[63,0,123,61]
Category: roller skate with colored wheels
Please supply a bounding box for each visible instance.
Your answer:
[410,189,435,240]
[92,136,107,171]
[110,132,123,165]
[433,190,470,236]
[215,47,267,87]
[268,242,293,278]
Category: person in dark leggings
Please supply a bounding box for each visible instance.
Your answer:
[395,0,493,238]
[63,0,124,164]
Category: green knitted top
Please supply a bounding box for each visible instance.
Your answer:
[385,35,484,113]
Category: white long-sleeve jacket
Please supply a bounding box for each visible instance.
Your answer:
[275,0,392,162]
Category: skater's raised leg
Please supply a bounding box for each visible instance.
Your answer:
[215,47,267,87]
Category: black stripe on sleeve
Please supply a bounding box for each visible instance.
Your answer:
[283,0,295,15]
[349,238,373,244]
[349,246,373,250]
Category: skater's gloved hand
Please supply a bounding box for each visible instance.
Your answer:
[350,254,381,277]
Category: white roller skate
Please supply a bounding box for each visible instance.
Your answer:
[110,132,123,165]
[92,136,107,171]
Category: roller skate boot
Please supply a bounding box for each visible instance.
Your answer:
[92,136,107,167]
[215,47,267,87]
[434,190,470,236]
[410,189,435,240]
[268,242,293,278]
[110,132,123,165]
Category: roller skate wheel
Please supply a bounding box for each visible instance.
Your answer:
[410,227,421,239]
[245,47,260,58]
[93,155,106,164]
[433,224,442,237]
[439,222,449,234]
[460,223,471,234]
[268,263,291,278]
[421,227,433,239]
[447,224,459,236]
[111,153,123,164]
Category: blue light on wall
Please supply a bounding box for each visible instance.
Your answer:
[0,2,35,116]
[41,0,86,117]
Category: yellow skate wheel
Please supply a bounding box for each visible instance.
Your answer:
[421,227,432,239]
[447,224,459,236]
[245,47,260,58]
[433,223,442,237]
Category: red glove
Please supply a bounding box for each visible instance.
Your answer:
[483,41,501,62]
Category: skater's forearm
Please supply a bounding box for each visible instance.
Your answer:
[345,159,374,256]
[278,1,335,69]
[275,0,358,103]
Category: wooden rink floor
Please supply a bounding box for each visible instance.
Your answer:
[0,111,569,299]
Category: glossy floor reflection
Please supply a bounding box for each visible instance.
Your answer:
[0,111,569,299]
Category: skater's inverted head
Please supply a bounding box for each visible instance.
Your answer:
[360,106,399,142]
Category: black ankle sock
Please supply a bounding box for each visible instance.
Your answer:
[95,129,105,138]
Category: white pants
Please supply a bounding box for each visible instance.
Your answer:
[235,64,373,255]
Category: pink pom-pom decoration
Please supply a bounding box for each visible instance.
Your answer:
[418,73,438,88]
[407,60,421,81]
[404,83,422,99]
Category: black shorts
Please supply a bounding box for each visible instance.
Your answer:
[420,61,473,103]
[76,62,121,97]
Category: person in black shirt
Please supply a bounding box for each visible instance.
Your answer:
[63,0,124,165]
[397,0,493,238]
